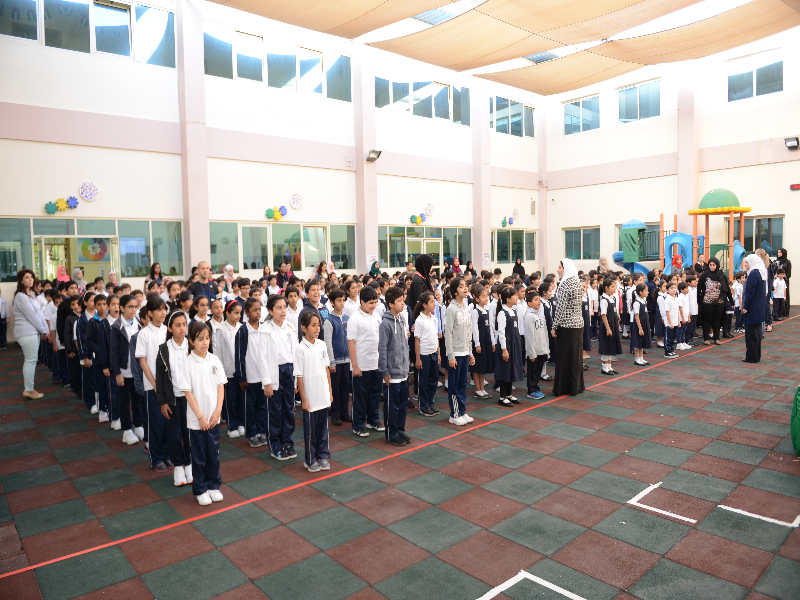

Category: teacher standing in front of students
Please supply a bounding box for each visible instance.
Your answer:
[551,258,585,396]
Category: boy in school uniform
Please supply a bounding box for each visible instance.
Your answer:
[297,280,328,342]
[347,286,384,437]
[733,272,745,333]
[378,286,411,446]
[773,269,787,321]
[284,285,302,332]
[523,291,548,400]
[322,288,351,426]
[676,282,691,350]
[663,283,679,358]
[86,295,112,423]
[686,275,699,344]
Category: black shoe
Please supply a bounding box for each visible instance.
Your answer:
[509,396,521,404]
[331,416,343,426]
[283,445,298,459]
[582,364,589,371]
[430,406,440,415]
[419,407,436,417]
[601,370,615,376]
[399,433,412,443]
[164,459,175,469]
[341,414,352,423]
[540,375,553,381]
[388,436,406,446]
[53,378,61,385]
[407,399,416,409]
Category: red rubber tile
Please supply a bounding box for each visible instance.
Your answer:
[219,456,272,482]
[778,527,800,562]
[346,487,430,527]
[721,485,800,524]
[0,571,42,599]
[5,480,81,514]
[561,412,618,431]
[500,413,555,432]
[84,482,163,519]
[357,456,431,486]
[60,453,127,479]
[46,430,103,450]
[439,457,512,486]
[120,523,215,574]
[716,395,765,409]
[1,411,32,424]
[634,487,716,524]
[72,577,153,600]
[747,593,780,600]
[33,411,82,428]
[257,485,339,524]
[168,484,246,519]
[210,583,269,600]
[21,520,112,565]
[625,411,681,428]
[686,411,743,427]
[435,432,502,455]
[220,526,321,580]
[599,455,676,483]
[344,588,389,600]
[327,529,430,585]
[760,452,800,476]
[507,432,572,455]
[550,398,597,412]
[717,428,782,450]
[0,451,58,476]
[749,409,790,424]
[679,453,756,483]
[532,487,620,528]
[660,396,711,410]
[591,385,630,397]
[602,397,655,411]
[647,430,713,452]
[581,432,642,454]
[0,429,43,447]
[439,488,526,529]
[328,433,361,453]
[518,456,592,485]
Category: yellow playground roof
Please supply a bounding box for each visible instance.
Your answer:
[688,207,752,215]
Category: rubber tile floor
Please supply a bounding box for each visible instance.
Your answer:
[1,318,799,600]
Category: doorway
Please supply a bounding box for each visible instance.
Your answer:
[34,236,120,283]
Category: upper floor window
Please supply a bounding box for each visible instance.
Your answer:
[0,0,38,41]
[375,77,468,124]
[565,96,599,135]
[134,5,175,68]
[564,227,599,260]
[94,1,131,57]
[728,57,783,102]
[491,97,533,137]
[619,80,660,124]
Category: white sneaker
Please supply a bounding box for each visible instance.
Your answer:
[609,357,618,362]
[437,381,443,387]
[98,411,109,423]
[110,419,121,430]
[208,489,223,502]
[196,492,212,506]
[449,416,468,426]
[228,429,240,439]
[173,466,187,487]
[184,464,193,484]
[90,403,99,415]
[134,426,145,440]
[657,342,664,347]
[463,414,474,423]
[238,426,245,436]
[122,429,139,445]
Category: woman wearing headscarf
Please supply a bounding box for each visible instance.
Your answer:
[463,261,477,278]
[756,249,775,332]
[671,254,684,276]
[552,258,585,396]
[56,265,70,283]
[407,253,434,310]
[512,258,525,280]
[451,257,463,274]
[72,267,86,294]
[742,254,767,363]
[696,257,733,344]
[222,265,235,295]
[775,248,791,316]
[597,257,610,275]
[369,261,382,277]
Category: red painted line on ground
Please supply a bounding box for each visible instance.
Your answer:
[2,315,797,579]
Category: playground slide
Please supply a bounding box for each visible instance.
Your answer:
[612,251,650,275]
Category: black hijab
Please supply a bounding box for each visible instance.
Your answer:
[697,257,733,305]
[512,258,525,278]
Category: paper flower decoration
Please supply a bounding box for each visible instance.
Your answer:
[45,201,58,214]
[290,194,302,210]
[266,208,275,218]
[512,208,519,220]
[425,203,434,217]
[274,212,282,221]
[279,206,288,216]
[79,182,98,201]
[508,217,514,225]
[56,198,68,211]
[502,217,508,227]
[67,196,79,209]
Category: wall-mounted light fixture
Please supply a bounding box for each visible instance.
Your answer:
[366,150,382,162]
[785,137,799,150]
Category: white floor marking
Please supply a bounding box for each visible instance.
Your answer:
[477,571,589,600]
[718,505,800,528]
[626,481,698,524]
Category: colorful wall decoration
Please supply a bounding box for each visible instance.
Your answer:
[410,204,433,225]
[78,238,109,262]
[45,196,80,214]
[266,206,289,221]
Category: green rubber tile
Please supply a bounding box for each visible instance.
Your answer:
[660,469,737,503]
[754,556,800,600]
[395,471,472,505]
[475,445,543,469]
[194,504,279,548]
[585,404,637,419]
[628,559,748,600]
[627,442,695,467]
[142,550,248,600]
[511,558,620,600]
[470,423,529,443]
[329,444,390,467]
[625,390,670,403]
[482,472,561,504]
[602,379,649,390]
[256,553,366,600]
[35,546,136,600]
[218,442,248,462]
[550,443,619,468]
[701,402,755,417]
[39,419,90,438]
[387,507,481,554]
[227,469,299,500]
[773,438,798,456]
[0,418,35,434]
[743,468,800,499]
[374,556,489,600]
[100,500,182,540]
[574,390,620,402]
[13,498,95,538]
[468,406,514,421]
[310,470,387,504]
[72,467,143,497]
[603,421,664,441]
[406,424,455,442]
[537,422,596,442]
[668,419,728,438]
[26,404,73,419]
[593,506,690,555]
[700,440,770,466]
[757,376,798,386]
[0,464,67,494]
[531,406,578,421]
[568,471,649,504]
[288,505,379,551]
[0,495,10,522]
[696,508,791,553]
[760,400,792,414]
[733,418,789,437]
[643,403,696,418]
[52,441,112,463]
[402,445,467,470]
[728,387,777,401]
[0,402,28,415]
[117,446,151,465]
[705,378,747,389]
[95,425,123,440]
[0,439,49,461]
[653,379,696,389]
[490,508,585,555]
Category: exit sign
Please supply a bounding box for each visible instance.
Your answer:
[791,184,800,190]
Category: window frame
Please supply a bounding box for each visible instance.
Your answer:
[617,78,661,125]
[375,76,470,124]
[563,94,600,136]
[564,227,600,261]
[726,52,784,103]
[92,0,133,58]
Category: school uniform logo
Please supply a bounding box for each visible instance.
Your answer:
[211,366,218,375]
[320,308,329,320]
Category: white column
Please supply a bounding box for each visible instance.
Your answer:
[176,0,210,273]
[536,105,549,271]
[471,88,491,273]
[677,75,699,234]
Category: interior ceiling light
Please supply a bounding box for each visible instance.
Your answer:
[412,0,489,26]
[609,0,754,40]
[524,41,606,65]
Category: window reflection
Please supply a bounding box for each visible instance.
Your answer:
[134,5,174,67]
[44,0,90,53]
[94,2,130,57]
[298,48,322,94]
[0,0,38,40]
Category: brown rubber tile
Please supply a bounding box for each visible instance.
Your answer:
[550,398,596,412]
[661,396,711,410]
[716,395,765,409]
[5,481,81,514]
[748,409,790,425]
[532,487,620,528]
[209,583,269,600]
[590,385,630,397]
[439,488,526,529]
[717,428,782,450]
[0,571,42,600]
[518,456,592,485]
[343,588,389,600]
[626,411,681,428]
[33,411,83,428]
[219,456,273,482]
[168,484,246,519]
[435,432,502,455]
[602,397,655,411]
[686,411,743,427]
[328,433,361,453]
[507,432,572,455]
[438,457,512,486]
[0,452,58,477]
[220,526,321,580]
[721,485,800,524]
[46,430,103,450]
[500,414,555,432]
[760,452,800,476]
[61,453,127,479]
[21,520,112,565]
[679,453,756,483]
[327,528,429,585]
[561,412,618,431]
[634,487,717,524]
[84,482,163,519]
[72,577,153,600]
[346,488,429,527]
[257,485,339,524]
[778,527,800,562]
[647,430,713,452]
[580,431,642,454]
[120,523,215,574]
[599,455,676,483]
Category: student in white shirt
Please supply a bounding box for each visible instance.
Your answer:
[773,269,787,322]
[0,288,8,349]
[347,286,383,437]
[180,321,227,506]
[663,283,680,358]
[267,274,281,296]
[235,298,271,450]
[343,280,360,318]
[414,291,441,414]
[676,282,690,350]
[284,285,302,332]
[687,275,699,343]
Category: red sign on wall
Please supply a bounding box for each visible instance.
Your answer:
[791,184,800,190]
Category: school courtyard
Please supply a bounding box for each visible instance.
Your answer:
[1,316,798,600]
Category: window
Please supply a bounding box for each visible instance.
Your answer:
[298,48,322,94]
[242,226,269,270]
[733,216,783,256]
[491,230,495,261]
[151,221,182,276]
[44,0,90,53]
[1,0,38,40]
[434,83,450,119]
[235,32,263,82]
[509,101,523,137]
[375,77,390,108]
[524,231,536,261]
[619,80,660,124]
[458,228,471,266]
[0,219,33,282]
[582,228,600,260]
[267,39,296,90]
[564,229,581,260]
[134,5,175,68]
[392,82,410,112]
[524,107,534,137]
[388,227,405,268]
[495,97,509,133]
[489,97,494,129]
[413,81,433,118]
[443,228,458,264]
[303,226,327,268]
[565,95,599,135]
[453,86,470,126]
[94,2,131,57]
[511,230,524,261]
[33,219,74,235]
[272,223,300,271]
[325,53,351,102]
[209,222,238,273]
[77,219,116,235]
[118,220,150,277]
[330,225,355,270]
[728,60,783,101]
[496,230,510,263]
[564,227,599,260]
[203,21,233,79]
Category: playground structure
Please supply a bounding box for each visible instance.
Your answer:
[689,188,750,281]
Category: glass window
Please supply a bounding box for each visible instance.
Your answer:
[733,218,754,253]
[298,48,322,94]
[0,0,37,40]
[413,81,433,118]
[453,86,470,125]
[728,71,753,102]
[388,227,405,268]
[496,230,510,264]
[117,220,150,278]
[581,96,599,132]
[94,2,130,57]
[267,39,296,90]
[0,218,33,282]
[491,230,495,262]
[378,227,388,268]
[375,77,390,108]
[392,82,409,111]
[425,227,442,238]
[33,219,74,235]
[511,230,524,261]
[619,87,638,124]
[443,228,457,265]
[209,222,238,273]
[489,96,494,129]
[754,217,783,256]
[242,226,269,271]
[639,80,660,119]
[330,225,355,270]
[524,107,534,137]
[235,32,262,82]
[434,83,449,120]
[509,101,523,137]
[44,0,90,53]
[406,227,423,239]
[582,228,600,260]
[272,223,301,271]
[151,221,182,276]
[134,5,175,68]
[756,61,782,96]
[76,219,115,235]
[458,228,471,266]
[325,53,351,102]
[564,101,580,135]
[495,96,509,134]
[203,21,232,79]
[564,230,581,260]
[303,226,327,269]
[524,231,536,261]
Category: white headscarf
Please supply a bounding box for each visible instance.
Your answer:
[745,254,768,283]
[560,258,579,282]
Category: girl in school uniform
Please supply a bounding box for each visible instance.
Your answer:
[581,278,592,360]
[215,301,243,439]
[156,311,192,487]
[654,279,668,347]
[631,283,652,365]
[235,298,270,449]
[599,278,623,375]
[494,286,523,407]
[414,291,441,415]
[620,276,631,338]
[110,294,142,445]
[208,298,225,333]
[444,277,475,425]
[538,282,556,381]
[177,290,193,321]
[469,284,494,399]
[180,321,227,506]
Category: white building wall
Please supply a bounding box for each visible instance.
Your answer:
[376,175,473,227]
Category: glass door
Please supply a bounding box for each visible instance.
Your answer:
[36,236,120,283]
[407,239,423,266]
[424,239,441,268]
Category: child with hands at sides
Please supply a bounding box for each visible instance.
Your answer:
[469,284,494,400]
[414,291,441,417]
[631,283,652,366]
[445,277,475,425]
[379,286,412,446]
[523,291,549,401]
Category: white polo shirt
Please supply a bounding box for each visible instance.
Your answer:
[414,312,439,356]
[245,322,261,384]
[180,351,227,430]
[346,308,381,372]
[294,338,331,412]
[343,298,359,318]
[286,304,301,332]
[167,338,188,398]
[135,323,167,391]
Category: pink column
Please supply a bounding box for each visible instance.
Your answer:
[677,77,699,234]
[176,0,210,273]
[536,105,548,271]
[471,88,491,273]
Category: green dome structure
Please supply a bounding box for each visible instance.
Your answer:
[698,188,740,210]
